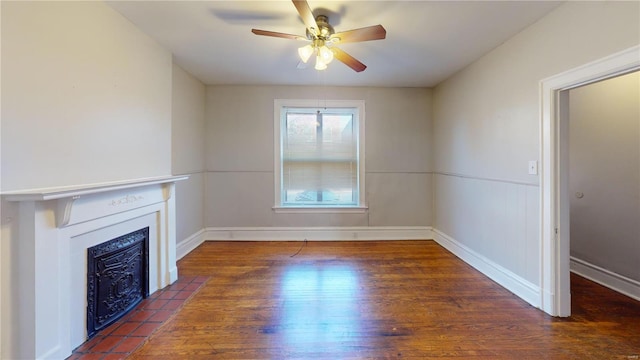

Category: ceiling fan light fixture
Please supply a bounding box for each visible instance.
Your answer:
[298,44,314,63]
[315,55,327,70]
[318,45,334,64]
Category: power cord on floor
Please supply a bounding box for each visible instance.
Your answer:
[290,238,308,257]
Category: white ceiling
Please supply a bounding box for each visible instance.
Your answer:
[107,1,562,87]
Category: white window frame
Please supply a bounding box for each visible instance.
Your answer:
[273,99,367,213]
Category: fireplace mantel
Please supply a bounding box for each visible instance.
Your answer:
[2,175,188,201]
[3,175,187,359]
[4,176,188,228]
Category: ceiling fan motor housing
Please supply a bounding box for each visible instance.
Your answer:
[306,14,335,40]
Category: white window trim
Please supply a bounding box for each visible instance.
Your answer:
[273,99,367,213]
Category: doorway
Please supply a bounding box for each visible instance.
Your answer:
[539,45,639,317]
[566,71,640,305]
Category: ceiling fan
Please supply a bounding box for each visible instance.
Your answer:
[251,0,386,72]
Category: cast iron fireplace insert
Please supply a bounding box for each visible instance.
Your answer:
[86,227,149,338]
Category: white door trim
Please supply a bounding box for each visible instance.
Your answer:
[539,44,640,316]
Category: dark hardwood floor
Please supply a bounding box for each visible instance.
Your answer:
[128,240,640,359]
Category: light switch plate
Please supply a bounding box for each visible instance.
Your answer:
[528,160,538,175]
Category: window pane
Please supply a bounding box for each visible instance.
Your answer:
[281,108,359,207]
[321,114,355,161]
[282,160,357,205]
[285,114,317,160]
[285,189,354,205]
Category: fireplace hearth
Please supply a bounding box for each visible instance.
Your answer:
[87,227,150,338]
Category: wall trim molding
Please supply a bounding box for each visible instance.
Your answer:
[432,228,541,309]
[434,171,539,187]
[570,257,640,302]
[202,226,433,241]
[176,229,206,260]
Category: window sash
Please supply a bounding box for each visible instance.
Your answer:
[277,103,363,208]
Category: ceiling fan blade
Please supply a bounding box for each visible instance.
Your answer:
[332,47,367,72]
[331,25,386,44]
[251,29,307,41]
[292,0,318,36]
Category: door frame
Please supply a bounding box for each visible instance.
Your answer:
[539,44,640,316]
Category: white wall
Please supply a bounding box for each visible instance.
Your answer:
[172,63,206,245]
[205,85,432,228]
[433,1,639,292]
[569,71,640,282]
[0,2,173,357]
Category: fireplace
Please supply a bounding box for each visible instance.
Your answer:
[2,176,186,359]
[87,227,150,338]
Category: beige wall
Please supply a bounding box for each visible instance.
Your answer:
[1,2,172,191]
[205,85,433,228]
[0,2,173,357]
[569,71,640,282]
[172,64,206,243]
[433,1,640,285]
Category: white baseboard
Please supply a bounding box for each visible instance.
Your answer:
[169,266,179,284]
[570,257,640,301]
[432,228,541,309]
[176,229,206,260]
[203,226,433,241]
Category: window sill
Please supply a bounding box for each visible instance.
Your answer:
[272,206,369,214]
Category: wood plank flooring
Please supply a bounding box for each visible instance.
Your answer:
[128,241,640,359]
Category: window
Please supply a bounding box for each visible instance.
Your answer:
[274,99,365,211]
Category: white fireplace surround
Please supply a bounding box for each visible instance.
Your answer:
[3,176,187,360]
